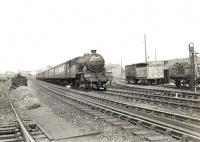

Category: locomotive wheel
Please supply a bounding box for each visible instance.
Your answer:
[135,79,139,84]
[189,81,194,89]
[175,80,181,88]
[132,79,138,84]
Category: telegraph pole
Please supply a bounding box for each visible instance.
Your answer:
[121,58,123,78]
[155,49,157,83]
[144,34,147,63]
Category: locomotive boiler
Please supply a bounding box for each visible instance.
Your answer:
[36,50,113,90]
[77,50,105,72]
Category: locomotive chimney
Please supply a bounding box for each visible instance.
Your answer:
[91,50,97,54]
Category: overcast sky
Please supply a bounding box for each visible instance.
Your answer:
[0,0,200,73]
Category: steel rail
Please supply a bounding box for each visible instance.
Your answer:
[108,88,200,104]
[37,81,200,141]
[104,89,200,111]
[52,86,200,129]
[7,95,36,142]
[113,82,200,100]
[41,81,200,125]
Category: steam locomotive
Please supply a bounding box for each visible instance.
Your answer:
[169,62,200,88]
[36,50,113,90]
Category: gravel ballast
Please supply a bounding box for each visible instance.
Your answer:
[30,81,151,142]
[10,86,41,110]
[0,80,16,125]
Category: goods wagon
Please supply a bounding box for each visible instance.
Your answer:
[125,63,165,84]
[125,64,137,83]
[36,50,113,90]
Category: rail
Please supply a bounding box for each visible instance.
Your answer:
[113,82,200,99]
[8,95,36,142]
[37,80,200,141]
[104,88,200,111]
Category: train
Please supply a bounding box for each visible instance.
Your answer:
[125,58,200,88]
[36,50,113,90]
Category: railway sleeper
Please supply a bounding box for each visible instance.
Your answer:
[0,137,23,142]
[142,121,153,130]
[0,130,20,137]
[103,92,199,125]
[154,126,167,135]
[145,135,169,142]
[108,89,200,111]
[111,86,200,100]
[43,82,200,141]
[121,125,137,131]
[0,133,20,139]
[0,126,22,142]
[132,130,151,136]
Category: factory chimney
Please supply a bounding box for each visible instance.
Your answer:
[91,50,97,54]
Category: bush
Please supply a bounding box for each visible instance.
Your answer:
[11,74,27,89]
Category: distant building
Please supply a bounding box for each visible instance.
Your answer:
[5,71,16,79]
[0,73,7,81]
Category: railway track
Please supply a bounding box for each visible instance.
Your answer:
[37,80,200,142]
[104,88,200,112]
[112,82,200,100]
[0,91,50,142]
